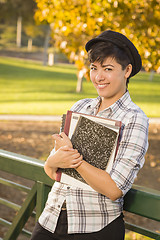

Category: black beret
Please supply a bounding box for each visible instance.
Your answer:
[85,30,142,77]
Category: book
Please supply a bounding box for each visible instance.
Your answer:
[56,111,121,191]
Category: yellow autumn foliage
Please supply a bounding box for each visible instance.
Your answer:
[35,0,160,73]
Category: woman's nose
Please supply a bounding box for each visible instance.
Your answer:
[95,70,105,81]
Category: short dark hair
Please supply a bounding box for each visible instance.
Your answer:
[88,41,131,86]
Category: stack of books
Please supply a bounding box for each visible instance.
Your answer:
[56,111,121,191]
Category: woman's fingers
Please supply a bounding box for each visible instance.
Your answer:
[70,155,83,168]
[71,160,83,168]
[52,134,61,140]
[60,145,75,151]
[60,132,67,138]
[53,132,68,140]
[53,132,73,150]
[54,144,83,168]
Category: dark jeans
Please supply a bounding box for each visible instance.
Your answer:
[31,210,125,240]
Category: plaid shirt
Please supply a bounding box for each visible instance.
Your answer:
[39,91,149,234]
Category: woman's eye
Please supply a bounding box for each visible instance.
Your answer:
[90,67,96,70]
[105,68,112,71]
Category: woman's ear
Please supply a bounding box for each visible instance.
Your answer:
[125,64,132,79]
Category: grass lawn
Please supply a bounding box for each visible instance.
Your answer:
[0,56,160,117]
[125,232,152,240]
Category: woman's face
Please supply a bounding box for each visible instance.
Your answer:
[90,57,132,108]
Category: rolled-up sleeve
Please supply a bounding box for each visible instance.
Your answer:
[110,112,149,196]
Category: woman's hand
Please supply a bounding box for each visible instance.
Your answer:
[51,145,83,169]
[44,146,83,180]
[52,132,73,151]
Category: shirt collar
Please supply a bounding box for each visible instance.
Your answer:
[86,96,101,112]
[87,91,132,115]
[110,90,132,114]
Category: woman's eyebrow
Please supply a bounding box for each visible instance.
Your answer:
[102,64,114,68]
[90,63,97,67]
[90,63,114,67]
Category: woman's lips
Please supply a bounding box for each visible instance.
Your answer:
[97,83,109,89]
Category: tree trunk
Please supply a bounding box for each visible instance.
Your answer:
[76,76,83,92]
[27,38,32,51]
[76,70,84,92]
[43,25,51,66]
[76,68,87,92]
[16,16,22,48]
[48,53,54,66]
[149,70,155,81]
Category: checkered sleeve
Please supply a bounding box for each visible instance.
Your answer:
[110,112,149,196]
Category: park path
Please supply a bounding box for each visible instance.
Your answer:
[0,114,61,122]
[0,114,160,124]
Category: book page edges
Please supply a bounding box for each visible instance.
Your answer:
[60,172,95,191]
[69,110,121,127]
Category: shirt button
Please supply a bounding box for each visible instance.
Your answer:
[67,186,70,190]
[58,205,61,208]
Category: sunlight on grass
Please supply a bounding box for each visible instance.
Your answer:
[125,231,153,240]
[0,56,160,117]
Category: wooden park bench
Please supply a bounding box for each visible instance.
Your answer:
[0,149,160,240]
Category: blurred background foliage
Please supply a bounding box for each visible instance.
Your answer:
[34,0,160,71]
[0,0,45,48]
[0,0,159,92]
[0,0,159,69]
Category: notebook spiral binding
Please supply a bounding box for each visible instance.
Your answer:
[60,114,66,133]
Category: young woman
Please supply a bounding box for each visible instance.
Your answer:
[31,30,149,240]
